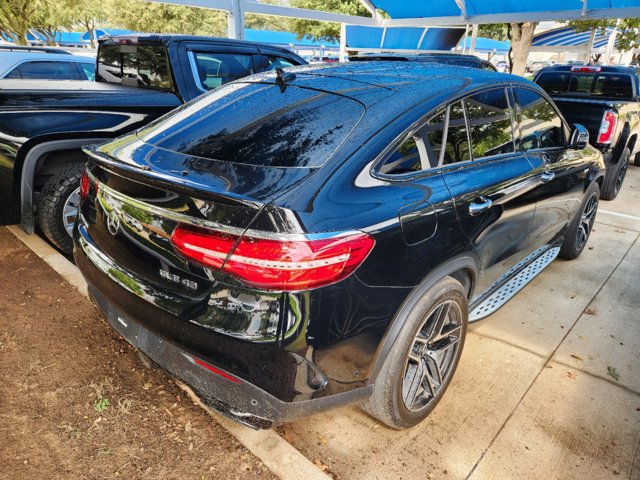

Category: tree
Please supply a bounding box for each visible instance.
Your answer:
[32,0,75,46]
[567,19,640,58]
[68,0,108,48]
[0,0,39,45]
[108,0,227,38]
[289,0,372,43]
[508,22,538,76]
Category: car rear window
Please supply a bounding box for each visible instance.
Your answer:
[97,44,174,92]
[537,72,634,98]
[139,82,364,168]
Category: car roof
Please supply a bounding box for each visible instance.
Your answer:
[100,34,301,55]
[350,52,487,63]
[0,51,94,76]
[249,61,531,115]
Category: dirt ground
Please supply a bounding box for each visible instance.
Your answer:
[0,228,275,480]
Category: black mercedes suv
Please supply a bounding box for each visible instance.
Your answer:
[74,63,604,430]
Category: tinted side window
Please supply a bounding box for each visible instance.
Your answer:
[443,102,471,164]
[378,106,467,175]
[379,137,421,175]
[193,52,254,90]
[5,67,21,78]
[79,62,96,81]
[464,89,514,158]
[17,61,81,80]
[515,88,564,151]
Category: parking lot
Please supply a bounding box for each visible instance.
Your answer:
[0,166,637,479]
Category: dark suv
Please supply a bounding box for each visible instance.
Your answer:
[74,63,604,430]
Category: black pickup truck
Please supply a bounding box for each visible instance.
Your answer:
[0,35,305,253]
[534,64,640,200]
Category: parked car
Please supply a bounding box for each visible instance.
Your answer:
[0,51,95,80]
[527,60,554,73]
[494,60,509,73]
[350,53,497,71]
[74,62,604,430]
[0,34,306,254]
[534,64,640,199]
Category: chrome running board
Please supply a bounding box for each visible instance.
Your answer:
[469,246,561,322]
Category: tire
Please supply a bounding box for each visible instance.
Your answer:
[601,148,629,200]
[362,276,468,429]
[38,165,85,254]
[634,151,640,167]
[559,182,600,261]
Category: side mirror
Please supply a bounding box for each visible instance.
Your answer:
[569,123,589,150]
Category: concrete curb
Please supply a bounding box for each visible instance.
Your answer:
[6,226,330,480]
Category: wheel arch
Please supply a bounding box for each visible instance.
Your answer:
[367,253,479,382]
[18,138,109,234]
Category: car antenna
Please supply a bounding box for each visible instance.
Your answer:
[275,67,295,93]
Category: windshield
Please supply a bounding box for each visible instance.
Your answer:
[537,71,634,99]
[137,82,365,168]
[97,43,174,92]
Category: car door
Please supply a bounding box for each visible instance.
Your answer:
[512,87,585,250]
[439,87,541,298]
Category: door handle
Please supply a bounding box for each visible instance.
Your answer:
[469,196,493,216]
[541,171,555,183]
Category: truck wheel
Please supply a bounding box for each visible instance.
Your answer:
[362,277,467,429]
[38,165,84,254]
[601,148,629,200]
[559,182,599,260]
[634,151,640,167]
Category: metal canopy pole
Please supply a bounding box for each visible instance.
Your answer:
[603,20,620,66]
[469,24,478,54]
[585,28,596,62]
[339,23,347,61]
[227,0,245,40]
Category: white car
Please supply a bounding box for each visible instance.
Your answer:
[0,51,95,80]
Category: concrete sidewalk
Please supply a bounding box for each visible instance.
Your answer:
[279,168,640,479]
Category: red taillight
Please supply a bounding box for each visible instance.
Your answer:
[571,66,602,72]
[79,171,90,200]
[597,110,618,144]
[171,224,375,291]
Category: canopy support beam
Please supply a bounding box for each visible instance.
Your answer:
[149,0,379,26]
[381,7,640,26]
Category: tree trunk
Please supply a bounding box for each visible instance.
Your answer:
[509,22,538,76]
[17,32,28,46]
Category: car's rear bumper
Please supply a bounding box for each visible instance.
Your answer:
[74,225,373,429]
[86,282,373,428]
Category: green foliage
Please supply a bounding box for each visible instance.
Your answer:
[478,23,509,41]
[93,397,110,412]
[0,0,40,45]
[567,19,640,52]
[108,0,227,37]
[32,0,75,46]
[289,0,372,43]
